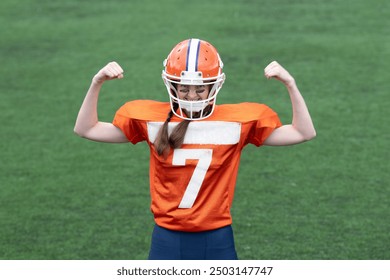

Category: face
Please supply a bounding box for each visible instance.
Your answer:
[176,84,210,101]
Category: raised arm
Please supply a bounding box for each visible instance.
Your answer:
[74,62,128,143]
[263,61,316,146]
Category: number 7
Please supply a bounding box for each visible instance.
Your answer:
[172,149,213,209]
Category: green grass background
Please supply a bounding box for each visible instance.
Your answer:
[1,0,389,259]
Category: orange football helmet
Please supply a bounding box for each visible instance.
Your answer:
[162,39,225,120]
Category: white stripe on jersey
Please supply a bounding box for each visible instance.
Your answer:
[186,39,200,72]
[147,121,241,145]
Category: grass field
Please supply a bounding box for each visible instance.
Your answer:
[1,0,389,260]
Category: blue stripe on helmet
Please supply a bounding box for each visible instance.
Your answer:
[195,40,200,72]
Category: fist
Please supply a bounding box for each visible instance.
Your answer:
[93,61,124,84]
[264,61,294,86]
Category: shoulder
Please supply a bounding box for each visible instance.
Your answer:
[115,100,170,121]
[211,102,278,122]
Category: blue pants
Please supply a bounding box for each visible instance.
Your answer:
[148,224,238,260]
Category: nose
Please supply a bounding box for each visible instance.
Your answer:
[186,90,200,100]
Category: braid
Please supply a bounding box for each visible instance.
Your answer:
[166,110,174,122]
[169,120,191,149]
[154,103,178,157]
[154,113,173,157]
[155,103,213,157]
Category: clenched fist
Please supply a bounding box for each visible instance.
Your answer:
[93,61,124,84]
[264,61,295,87]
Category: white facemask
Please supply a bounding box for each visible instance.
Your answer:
[178,99,209,112]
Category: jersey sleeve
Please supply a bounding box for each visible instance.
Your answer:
[112,102,145,144]
[249,105,282,146]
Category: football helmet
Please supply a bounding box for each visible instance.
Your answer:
[162,38,225,120]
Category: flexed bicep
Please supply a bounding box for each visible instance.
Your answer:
[77,122,129,143]
[263,125,309,146]
[74,61,127,143]
[262,61,316,143]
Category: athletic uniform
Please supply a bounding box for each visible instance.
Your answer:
[113,99,281,259]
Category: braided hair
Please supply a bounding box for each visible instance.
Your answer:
[154,103,212,158]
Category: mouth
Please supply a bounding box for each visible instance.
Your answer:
[184,98,202,102]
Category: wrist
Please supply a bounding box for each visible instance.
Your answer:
[92,75,105,86]
[284,78,296,89]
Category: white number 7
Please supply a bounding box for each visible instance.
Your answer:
[172,149,213,209]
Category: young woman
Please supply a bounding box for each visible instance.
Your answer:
[74,38,316,260]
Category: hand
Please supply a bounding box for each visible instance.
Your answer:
[264,61,295,87]
[93,61,124,84]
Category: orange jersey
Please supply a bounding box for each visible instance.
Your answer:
[113,100,282,231]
